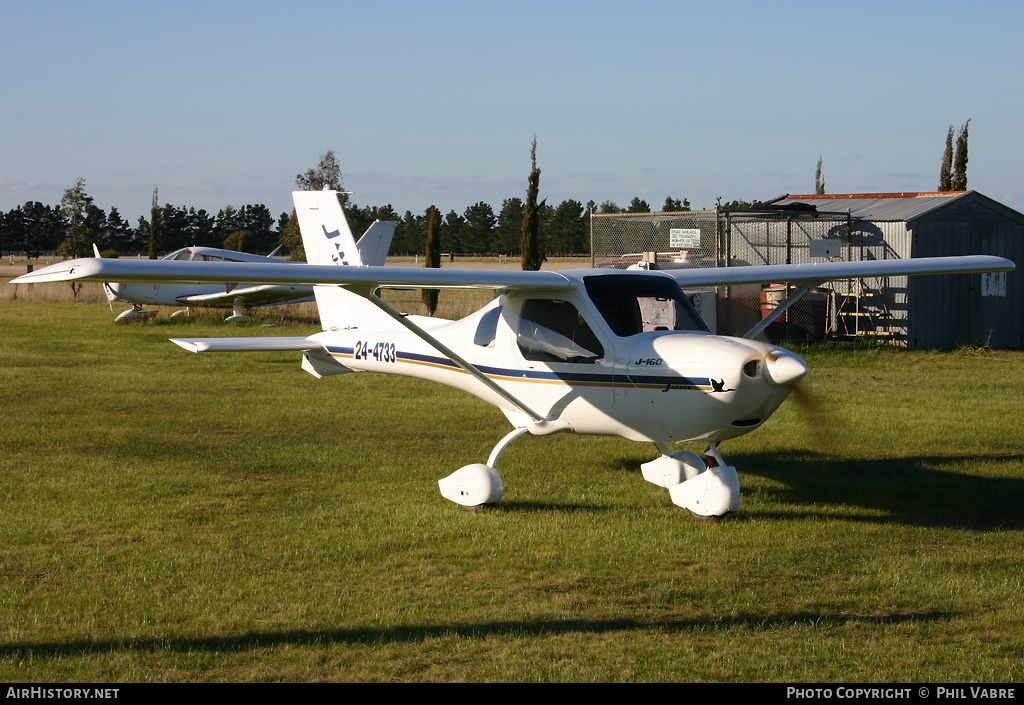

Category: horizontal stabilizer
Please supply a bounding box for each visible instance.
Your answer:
[170,336,318,353]
[356,220,398,267]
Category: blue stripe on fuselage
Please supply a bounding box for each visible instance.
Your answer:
[325,345,710,389]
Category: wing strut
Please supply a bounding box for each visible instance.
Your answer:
[742,282,821,340]
[357,288,547,423]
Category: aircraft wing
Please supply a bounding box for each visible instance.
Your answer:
[662,255,1014,288]
[11,257,576,291]
[178,283,314,307]
[11,254,1012,292]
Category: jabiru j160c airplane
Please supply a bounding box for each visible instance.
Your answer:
[93,220,396,321]
[13,189,1015,518]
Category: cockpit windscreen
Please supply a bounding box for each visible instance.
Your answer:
[584,274,709,337]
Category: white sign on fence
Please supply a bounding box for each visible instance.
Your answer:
[669,228,701,249]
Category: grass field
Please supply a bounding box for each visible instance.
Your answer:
[2,284,1023,682]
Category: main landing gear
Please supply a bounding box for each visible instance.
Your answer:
[114,305,157,323]
[437,427,526,508]
[438,430,739,519]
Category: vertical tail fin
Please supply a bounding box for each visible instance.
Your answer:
[292,190,362,267]
[291,189,398,332]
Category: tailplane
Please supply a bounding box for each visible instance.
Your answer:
[356,220,397,267]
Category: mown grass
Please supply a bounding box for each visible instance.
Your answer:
[1,295,1023,682]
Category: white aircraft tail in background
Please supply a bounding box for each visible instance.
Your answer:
[292,189,403,333]
[292,189,362,268]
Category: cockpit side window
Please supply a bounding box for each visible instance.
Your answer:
[474,306,502,347]
[517,299,604,364]
[584,274,709,337]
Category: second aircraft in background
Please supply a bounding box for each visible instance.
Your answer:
[96,220,397,321]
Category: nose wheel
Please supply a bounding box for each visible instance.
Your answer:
[641,442,740,518]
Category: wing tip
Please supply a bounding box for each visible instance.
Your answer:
[169,338,206,353]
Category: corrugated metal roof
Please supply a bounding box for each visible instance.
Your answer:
[769,192,969,222]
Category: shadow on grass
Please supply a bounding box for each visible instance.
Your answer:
[0,609,951,660]
[442,449,1024,531]
[475,501,615,514]
[612,450,1024,531]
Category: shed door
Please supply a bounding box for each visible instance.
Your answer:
[911,219,1022,349]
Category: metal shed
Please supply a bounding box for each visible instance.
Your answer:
[768,191,1024,349]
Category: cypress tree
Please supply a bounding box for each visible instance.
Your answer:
[421,205,440,316]
[938,125,954,191]
[148,186,160,259]
[951,119,970,191]
[521,137,545,271]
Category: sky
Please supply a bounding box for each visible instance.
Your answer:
[3,0,1023,224]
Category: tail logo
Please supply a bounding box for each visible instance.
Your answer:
[322,225,348,265]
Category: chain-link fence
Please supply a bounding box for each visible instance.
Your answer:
[590,208,903,344]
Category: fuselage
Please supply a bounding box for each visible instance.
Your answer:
[103,246,311,308]
[309,269,806,444]
[105,281,236,306]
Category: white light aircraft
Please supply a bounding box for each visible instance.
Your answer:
[13,190,1014,518]
[95,219,396,321]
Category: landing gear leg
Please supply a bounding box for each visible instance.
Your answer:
[438,427,528,508]
[225,300,252,322]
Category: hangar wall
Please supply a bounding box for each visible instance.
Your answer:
[590,191,1023,349]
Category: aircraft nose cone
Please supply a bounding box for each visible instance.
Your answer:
[763,350,807,387]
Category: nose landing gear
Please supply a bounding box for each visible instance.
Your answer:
[642,442,740,519]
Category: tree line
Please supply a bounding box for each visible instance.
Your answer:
[0,193,285,259]
[0,152,696,260]
[0,189,695,261]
